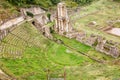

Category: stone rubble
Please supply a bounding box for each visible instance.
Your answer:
[53,2,120,58]
[0,3,119,58]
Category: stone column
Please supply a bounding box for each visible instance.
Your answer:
[61,6,63,17]
[66,21,69,32]
[61,20,64,31]
[55,19,58,31]
[55,2,73,35]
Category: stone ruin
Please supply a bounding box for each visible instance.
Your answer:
[0,6,53,43]
[75,34,120,58]
[20,7,45,18]
[96,38,120,58]
[32,19,53,39]
[21,7,53,39]
[76,32,86,42]
[52,2,120,58]
[0,6,53,59]
[54,2,84,39]
[0,3,119,58]
[54,2,73,35]
[0,29,9,41]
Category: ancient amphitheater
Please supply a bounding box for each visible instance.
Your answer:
[0,1,120,80]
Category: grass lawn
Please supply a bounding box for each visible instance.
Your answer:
[1,0,120,79]
[0,22,120,80]
[71,0,120,43]
[53,33,114,62]
[0,23,93,80]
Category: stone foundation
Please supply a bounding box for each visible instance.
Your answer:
[75,33,120,58]
[53,2,120,58]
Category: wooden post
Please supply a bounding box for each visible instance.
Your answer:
[64,67,66,80]
[47,69,50,80]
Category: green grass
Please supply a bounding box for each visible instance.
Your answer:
[0,22,92,79]
[1,0,120,79]
[113,22,120,28]
[53,33,114,62]
[53,34,91,53]
[47,44,90,66]
[0,22,120,80]
[71,0,120,43]
[66,63,120,80]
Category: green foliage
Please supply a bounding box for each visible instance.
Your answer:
[7,0,53,8]
[50,0,60,5]
[113,0,120,2]
[26,11,34,17]
[0,23,91,79]
[73,0,95,5]
[47,12,51,20]
[7,0,35,6]
[65,1,78,8]
[113,22,120,28]
[0,1,12,8]
[6,0,96,8]
[53,33,91,53]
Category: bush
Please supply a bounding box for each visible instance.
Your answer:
[113,0,120,2]
[73,0,95,5]
[0,1,11,9]
[65,1,78,8]
[26,11,34,17]
[47,13,51,20]
[50,0,60,5]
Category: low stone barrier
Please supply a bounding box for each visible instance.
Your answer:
[66,32,120,58]
[0,16,24,30]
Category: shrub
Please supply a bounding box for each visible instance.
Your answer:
[26,11,34,17]
[47,13,51,20]
[73,0,95,5]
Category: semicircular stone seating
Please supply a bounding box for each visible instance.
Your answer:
[0,23,43,59]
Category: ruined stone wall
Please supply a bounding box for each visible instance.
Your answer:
[20,7,45,17]
[53,2,120,58]
[0,12,21,26]
[0,16,24,30]
[0,6,52,40]
[0,16,25,41]
[33,19,53,39]
[54,2,73,35]
[0,29,9,41]
[34,14,49,26]
[68,33,120,58]
[20,7,52,38]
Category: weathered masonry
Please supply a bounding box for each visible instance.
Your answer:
[53,2,120,58]
[54,3,73,35]
[0,7,53,58]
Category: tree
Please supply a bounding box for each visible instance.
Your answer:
[73,0,94,5]
[50,0,60,5]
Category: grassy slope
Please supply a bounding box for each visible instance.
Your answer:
[0,0,120,79]
[53,34,120,80]
[0,0,19,22]
[0,22,92,80]
[0,22,120,80]
[71,0,120,43]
